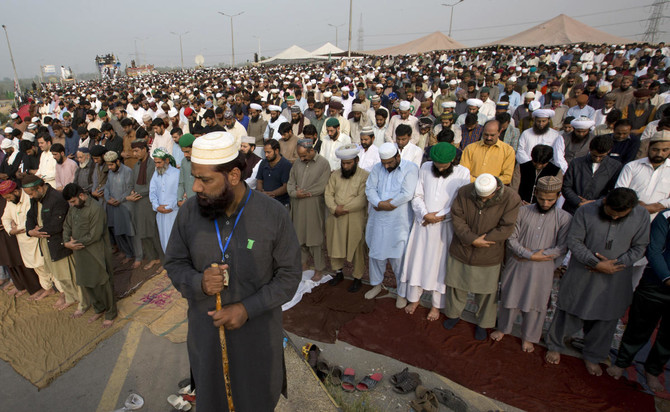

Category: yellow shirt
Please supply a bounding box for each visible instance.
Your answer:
[460,139,515,185]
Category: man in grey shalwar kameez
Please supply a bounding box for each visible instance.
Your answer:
[545,188,650,376]
[165,132,301,412]
[491,176,571,352]
[103,151,136,263]
[126,140,163,271]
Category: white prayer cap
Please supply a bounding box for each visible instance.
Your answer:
[521,68,528,73]
[216,93,223,98]
[0,139,12,149]
[399,101,411,111]
[3,127,12,134]
[474,173,497,197]
[31,116,39,122]
[466,98,483,108]
[515,67,522,72]
[571,117,595,130]
[249,103,262,111]
[323,91,333,98]
[424,91,433,99]
[10,113,18,119]
[270,88,280,93]
[27,123,37,130]
[650,130,670,143]
[168,108,179,118]
[379,142,398,160]
[241,135,256,145]
[442,101,457,109]
[607,70,617,76]
[310,79,317,85]
[22,132,35,142]
[191,132,239,165]
[509,76,518,82]
[335,144,360,160]
[532,108,555,118]
[375,83,384,89]
[528,101,541,112]
[524,92,536,99]
[268,105,282,112]
[341,86,350,92]
[449,80,457,85]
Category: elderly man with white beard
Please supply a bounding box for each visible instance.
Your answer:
[516,109,561,164]
[263,105,288,142]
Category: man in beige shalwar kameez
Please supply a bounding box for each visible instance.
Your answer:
[325,144,369,293]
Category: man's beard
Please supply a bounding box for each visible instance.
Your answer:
[385,163,399,173]
[79,159,90,169]
[291,118,300,124]
[341,164,358,179]
[535,201,556,214]
[197,185,235,220]
[9,194,19,204]
[431,163,454,178]
[156,165,167,175]
[650,155,668,164]
[353,117,360,123]
[361,141,371,150]
[270,115,279,122]
[251,114,260,122]
[55,156,64,164]
[571,132,588,143]
[598,204,629,222]
[533,122,550,135]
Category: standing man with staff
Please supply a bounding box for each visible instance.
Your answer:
[165,131,302,411]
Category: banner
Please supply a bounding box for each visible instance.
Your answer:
[42,65,56,76]
[60,66,73,80]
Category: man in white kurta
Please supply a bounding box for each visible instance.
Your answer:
[358,126,381,172]
[149,149,180,252]
[365,143,419,300]
[516,109,560,164]
[1,184,53,299]
[385,101,420,145]
[397,143,470,319]
[320,118,352,171]
[36,135,57,187]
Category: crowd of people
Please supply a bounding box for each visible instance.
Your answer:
[1,41,670,407]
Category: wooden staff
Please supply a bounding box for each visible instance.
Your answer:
[212,263,235,412]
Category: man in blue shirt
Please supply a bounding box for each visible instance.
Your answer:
[256,139,292,207]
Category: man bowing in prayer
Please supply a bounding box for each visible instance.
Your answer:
[443,173,521,340]
[287,139,332,281]
[325,144,369,293]
[164,131,301,412]
[545,188,650,376]
[365,142,419,301]
[150,148,180,252]
[491,176,571,352]
[397,142,470,320]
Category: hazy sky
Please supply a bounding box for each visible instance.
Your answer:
[0,0,665,79]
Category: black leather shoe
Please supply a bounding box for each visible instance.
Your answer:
[348,278,362,293]
[328,271,344,286]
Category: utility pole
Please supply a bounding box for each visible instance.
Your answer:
[328,23,344,48]
[171,31,189,71]
[357,13,364,51]
[441,0,464,38]
[253,35,261,59]
[642,0,667,43]
[347,0,353,58]
[218,11,244,67]
[133,38,141,66]
[2,24,21,99]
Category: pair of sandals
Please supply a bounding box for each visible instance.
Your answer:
[166,381,196,411]
[410,386,470,412]
[340,368,383,392]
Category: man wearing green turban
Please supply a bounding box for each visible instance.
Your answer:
[150,147,180,252]
[396,142,472,321]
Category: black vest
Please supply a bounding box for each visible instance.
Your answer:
[517,161,562,203]
[626,102,654,131]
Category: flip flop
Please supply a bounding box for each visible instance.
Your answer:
[433,388,468,412]
[390,367,410,385]
[167,394,192,411]
[316,358,332,381]
[392,372,421,394]
[341,368,356,392]
[356,372,383,392]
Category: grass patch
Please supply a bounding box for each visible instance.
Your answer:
[325,382,378,412]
